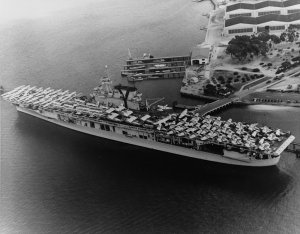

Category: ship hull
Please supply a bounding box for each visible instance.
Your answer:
[16,106,281,167]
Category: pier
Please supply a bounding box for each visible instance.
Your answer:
[286,142,300,158]
[122,55,190,81]
[196,97,234,116]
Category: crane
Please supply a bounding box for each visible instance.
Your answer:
[145,97,165,111]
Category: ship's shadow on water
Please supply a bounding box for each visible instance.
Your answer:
[14,113,294,233]
[15,113,292,198]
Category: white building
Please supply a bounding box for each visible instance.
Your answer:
[191,47,210,65]
[224,0,300,35]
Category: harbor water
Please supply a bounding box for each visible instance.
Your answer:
[1,0,300,233]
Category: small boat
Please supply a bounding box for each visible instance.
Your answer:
[134,77,144,81]
[128,65,146,70]
[121,71,135,77]
[148,76,160,79]
[154,64,167,68]
[128,76,144,82]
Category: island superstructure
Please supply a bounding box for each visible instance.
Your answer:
[1,77,295,166]
[92,66,143,110]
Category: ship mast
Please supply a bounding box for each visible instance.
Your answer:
[100,65,113,94]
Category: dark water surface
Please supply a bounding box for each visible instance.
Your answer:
[1,0,300,233]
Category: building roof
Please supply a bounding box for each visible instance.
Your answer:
[191,47,210,60]
[226,0,299,12]
[225,11,300,27]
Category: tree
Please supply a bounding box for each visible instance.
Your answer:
[276,61,292,74]
[257,32,270,42]
[281,61,291,69]
[270,34,281,44]
[258,42,269,56]
[226,35,270,61]
[288,33,295,43]
[204,84,217,96]
[226,35,252,60]
[280,32,287,42]
[280,29,297,43]
[249,36,263,56]
[226,43,248,60]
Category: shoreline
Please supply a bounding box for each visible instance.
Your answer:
[209,0,217,10]
[180,0,222,101]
